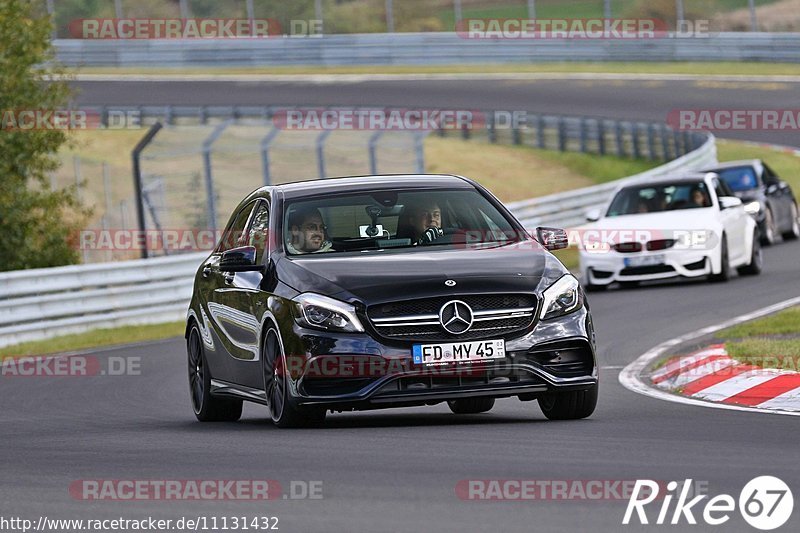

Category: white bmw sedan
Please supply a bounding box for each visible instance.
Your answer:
[579,173,762,291]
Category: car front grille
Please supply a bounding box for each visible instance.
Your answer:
[367,294,538,342]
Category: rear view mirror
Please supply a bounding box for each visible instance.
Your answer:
[537,227,569,251]
[585,208,601,222]
[220,246,263,272]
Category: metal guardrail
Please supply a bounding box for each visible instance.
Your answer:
[54,32,800,66]
[0,117,715,348]
[0,253,205,348]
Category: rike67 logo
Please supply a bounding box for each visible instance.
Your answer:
[623,477,793,530]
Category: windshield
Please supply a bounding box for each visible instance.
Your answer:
[715,166,759,192]
[606,181,712,217]
[283,188,521,255]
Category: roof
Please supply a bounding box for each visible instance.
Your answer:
[622,173,713,189]
[271,174,474,199]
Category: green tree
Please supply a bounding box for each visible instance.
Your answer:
[0,0,90,271]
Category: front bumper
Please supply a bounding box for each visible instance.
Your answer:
[580,248,712,285]
[284,308,597,410]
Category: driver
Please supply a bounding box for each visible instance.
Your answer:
[286,207,333,254]
[400,201,444,245]
[691,186,710,208]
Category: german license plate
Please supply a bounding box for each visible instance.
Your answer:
[412,339,506,366]
[624,254,665,268]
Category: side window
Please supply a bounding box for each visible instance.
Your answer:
[218,201,256,252]
[247,202,270,262]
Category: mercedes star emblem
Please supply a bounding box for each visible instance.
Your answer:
[439,300,474,335]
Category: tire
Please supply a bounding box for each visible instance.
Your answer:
[187,323,243,422]
[538,383,598,420]
[782,202,800,241]
[709,235,731,283]
[447,397,495,414]
[263,327,326,428]
[737,231,763,276]
[760,208,777,245]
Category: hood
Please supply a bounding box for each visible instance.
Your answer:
[276,241,549,306]
[591,210,719,232]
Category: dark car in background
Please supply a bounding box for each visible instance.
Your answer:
[704,160,800,245]
[185,175,598,428]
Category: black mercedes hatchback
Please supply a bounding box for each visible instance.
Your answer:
[186,175,598,427]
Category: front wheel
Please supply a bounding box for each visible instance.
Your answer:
[187,323,243,422]
[709,236,731,283]
[782,203,800,241]
[263,328,326,428]
[737,231,763,276]
[761,208,777,245]
[538,383,598,420]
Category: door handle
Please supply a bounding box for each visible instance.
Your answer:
[202,265,212,278]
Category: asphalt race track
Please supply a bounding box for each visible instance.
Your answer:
[2,77,799,532]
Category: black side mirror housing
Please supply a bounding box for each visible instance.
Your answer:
[220,246,263,272]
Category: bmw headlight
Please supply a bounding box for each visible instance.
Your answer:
[539,275,583,320]
[293,293,365,333]
[743,201,761,215]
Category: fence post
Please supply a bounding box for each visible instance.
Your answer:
[673,130,683,156]
[557,117,566,152]
[487,111,497,143]
[368,131,384,175]
[646,123,656,161]
[661,125,672,161]
[536,115,545,149]
[260,127,281,186]
[631,123,641,159]
[615,120,624,157]
[131,122,163,259]
[579,117,588,153]
[201,119,233,232]
[597,119,606,155]
[512,127,521,145]
[414,132,427,174]
[317,130,333,178]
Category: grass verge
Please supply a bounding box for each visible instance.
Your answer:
[74,62,800,77]
[714,306,800,370]
[0,321,185,358]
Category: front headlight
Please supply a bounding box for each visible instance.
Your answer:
[539,275,583,320]
[744,201,761,215]
[293,293,365,333]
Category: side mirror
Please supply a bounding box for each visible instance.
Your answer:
[537,227,569,251]
[585,208,601,222]
[220,246,263,272]
[719,196,743,210]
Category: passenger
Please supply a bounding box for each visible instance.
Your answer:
[397,200,444,244]
[286,207,333,254]
[691,187,710,208]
